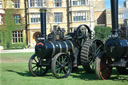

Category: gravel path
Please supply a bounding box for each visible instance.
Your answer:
[0,48,34,53]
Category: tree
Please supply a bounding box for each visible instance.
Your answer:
[94,26,112,41]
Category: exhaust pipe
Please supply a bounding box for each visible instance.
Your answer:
[40,8,47,39]
[111,0,119,36]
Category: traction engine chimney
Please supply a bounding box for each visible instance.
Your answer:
[111,0,119,36]
[40,8,47,39]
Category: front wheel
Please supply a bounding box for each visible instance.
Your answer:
[51,53,72,79]
[28,54,48,76]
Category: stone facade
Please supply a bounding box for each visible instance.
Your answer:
[26,0,105,47]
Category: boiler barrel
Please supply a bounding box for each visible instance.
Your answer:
[35,40,74,58]
[105,38,128,58]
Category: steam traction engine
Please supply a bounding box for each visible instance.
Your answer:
[28,8,104,79]
[95,0,128,80]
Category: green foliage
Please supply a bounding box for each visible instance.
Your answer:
[0,31,26,49]
[9,43,26,49]
[0,9,26,49]
[0,30,11,48]
[4,9,25,30]
[1,52,33,61]
[94,26,112,41]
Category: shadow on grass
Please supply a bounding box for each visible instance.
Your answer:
[6,70,55,79]
[71,68,128,81]
[6,68,128,81]
[6,69,98,80]
[70,68,98,80]
[7,70,33,77]
[110,69,128,82]
[111,75,128,82]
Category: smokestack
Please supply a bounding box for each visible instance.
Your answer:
[40,8,47,39]
[111,0,119,35]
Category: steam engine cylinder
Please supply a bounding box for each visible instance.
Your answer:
[105,38,128,59]
[35,40,74,58]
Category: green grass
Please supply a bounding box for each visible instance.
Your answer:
[1,52,34,60]
[0,52,34,63]
[0,53,128,85]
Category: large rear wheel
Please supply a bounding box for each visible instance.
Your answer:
[80,40,104,73]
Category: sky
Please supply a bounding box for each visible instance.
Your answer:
[105,0,125,9]
[105,0,128,19]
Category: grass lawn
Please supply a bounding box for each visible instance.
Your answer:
[0,53,128,85]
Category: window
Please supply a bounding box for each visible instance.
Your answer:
[13,15,21,24]
[81,0,85,5]
[73,1,78,6]
[119,14,124,19]
[30,14,40,24]
[54,13,62,23]
[30,0,34,7]
[72,0,88,6]
[12,0,20,8]
[54,0,62,7]
[72,11,88,22]
[12,31,23,43]
[0,15,3,25]
[0,1,2,8]
[30,0,46,8]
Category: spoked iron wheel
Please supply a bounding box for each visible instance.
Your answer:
[96,54,112,80]
[51,53,72,79]
[28,54,48,76]
[81,40,104,73]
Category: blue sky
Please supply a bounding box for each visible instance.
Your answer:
[105,0,125,9]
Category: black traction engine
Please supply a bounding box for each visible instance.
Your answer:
[95,0,128,80]
[28,8,104,79]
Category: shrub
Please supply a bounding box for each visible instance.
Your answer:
[94,26,112,41]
